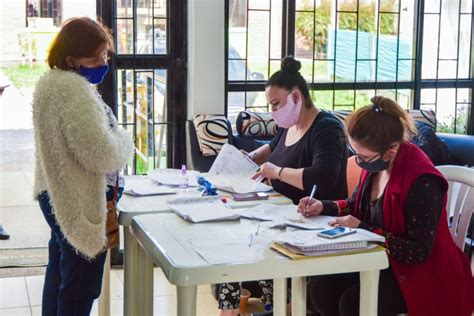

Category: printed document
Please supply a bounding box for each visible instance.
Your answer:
[167,196,240,223]
[207,144,272,194]
[123,175,177,196]
[148,168,200,187]
[239,204,334,230]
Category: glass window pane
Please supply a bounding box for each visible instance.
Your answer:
[314,60,334,82]
[117,69,135,124]
[270,0,283,60]
[312,90,334,110]
[249,0,270,10]
[438,2,459,60]
[117,0,133,17]
[296,0,314,11]
[154,124,168,169]
[228,59,247,81]
[117,19,134,54]
[227,92,246,124]
[248,10,270,80]
[355,90,375,109]
[425,0,441,14]
[458,14,472,79]
[421,14,440,79]
[153,0,167,18]
[436,88,456,133]
[438,60,458,79]
[153,69,167,123]
[295,11,314,81]
[335,90,355,107]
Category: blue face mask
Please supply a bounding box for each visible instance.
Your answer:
[78,64,109,84]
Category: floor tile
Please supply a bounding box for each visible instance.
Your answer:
[0,277,29,309]
[25,275,44,306]
[0,307,31,316]
[153,267,176,296]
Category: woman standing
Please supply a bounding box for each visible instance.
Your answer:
[33,17,133,315]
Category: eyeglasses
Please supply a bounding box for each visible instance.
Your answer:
[348,144,383,164]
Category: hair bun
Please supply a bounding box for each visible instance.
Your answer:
[281,56,301,74]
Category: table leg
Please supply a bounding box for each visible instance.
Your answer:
[124,227,139,316]
[291,277,306,316]
[359,269,380,316]
[177,285,197,316]
[137,242,154,315]
[98,250,110,316]
[273,278,287,316]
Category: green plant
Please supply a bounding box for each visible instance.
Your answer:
[1,63,49,89]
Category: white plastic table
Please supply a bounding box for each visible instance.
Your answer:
[108,175,291,316]
[129,213,389,316]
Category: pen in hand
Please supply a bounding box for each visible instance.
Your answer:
[303,184,317,218]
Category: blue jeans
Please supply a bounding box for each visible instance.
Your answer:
[38,186,123,316]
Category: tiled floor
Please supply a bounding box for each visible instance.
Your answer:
[0,267,221,316]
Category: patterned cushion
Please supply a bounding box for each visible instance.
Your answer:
[406,109,437,131]
[236,111,278,137]
[192,115,230,156]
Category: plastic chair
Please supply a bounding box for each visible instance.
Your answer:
[436,165,474,253]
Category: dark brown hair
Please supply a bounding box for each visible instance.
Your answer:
[266,56,313,109]
[346,96,417,153]
[47,17,114,70]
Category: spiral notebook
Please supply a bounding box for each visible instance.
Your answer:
[275,228,385,254]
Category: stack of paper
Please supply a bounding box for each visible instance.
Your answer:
[238,204,334,230]
[274,229,385,256]
[148,168,200,187]
[206,144,272,194]
[123,175,177,196]
[166,196,240,223]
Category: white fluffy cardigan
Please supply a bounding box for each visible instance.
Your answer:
[33,69,133,259]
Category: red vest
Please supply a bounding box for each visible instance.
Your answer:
[354,142,474,316]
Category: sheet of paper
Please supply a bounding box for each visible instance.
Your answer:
[148,168,200,187]
[123,176,177,196]
[167,196,240,223]
[190,237,270,265]
[239,204,333,230]
[207,144,266,194]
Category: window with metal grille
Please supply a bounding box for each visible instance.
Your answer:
[226,0,474,135]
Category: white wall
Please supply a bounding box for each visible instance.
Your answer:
[187,0,225,118]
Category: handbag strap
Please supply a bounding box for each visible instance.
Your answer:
[112,172,119,202]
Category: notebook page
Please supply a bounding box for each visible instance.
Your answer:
[276,229,385,252]
[207,144,263,194]
[123,176,177,196]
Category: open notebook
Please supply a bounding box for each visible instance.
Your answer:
[166,196,240,223]
[275,228,385,254]
[206,144,272,194]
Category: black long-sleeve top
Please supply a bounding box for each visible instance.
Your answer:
[321,173,445,263]
[268,111,348,204]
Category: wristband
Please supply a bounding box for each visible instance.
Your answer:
[278,167,285,180]
[336,200,349,215]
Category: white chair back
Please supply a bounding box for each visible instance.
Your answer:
[436,165,474,251]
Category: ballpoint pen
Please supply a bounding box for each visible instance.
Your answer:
[255,222,261,235]
[248,232,253,247]
[303,184,317,217]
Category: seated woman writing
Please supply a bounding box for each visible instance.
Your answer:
[217,56,349,315]
[298,96,474,316]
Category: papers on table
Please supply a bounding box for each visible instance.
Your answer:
[207,144,272,194]
[167,196,240,223]
[238,204,334,230]
[190,239,268,265]
[148,168,200,187]
[123,176,177,196]
[275,229,385,255]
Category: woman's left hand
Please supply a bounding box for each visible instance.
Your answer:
[329,215,361,228]
[252,162,281,180]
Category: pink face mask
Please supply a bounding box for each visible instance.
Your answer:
[271,91,302,128]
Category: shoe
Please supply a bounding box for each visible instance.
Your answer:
[0,225,10,240]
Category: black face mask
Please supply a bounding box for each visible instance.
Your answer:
[356,157,390,173]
